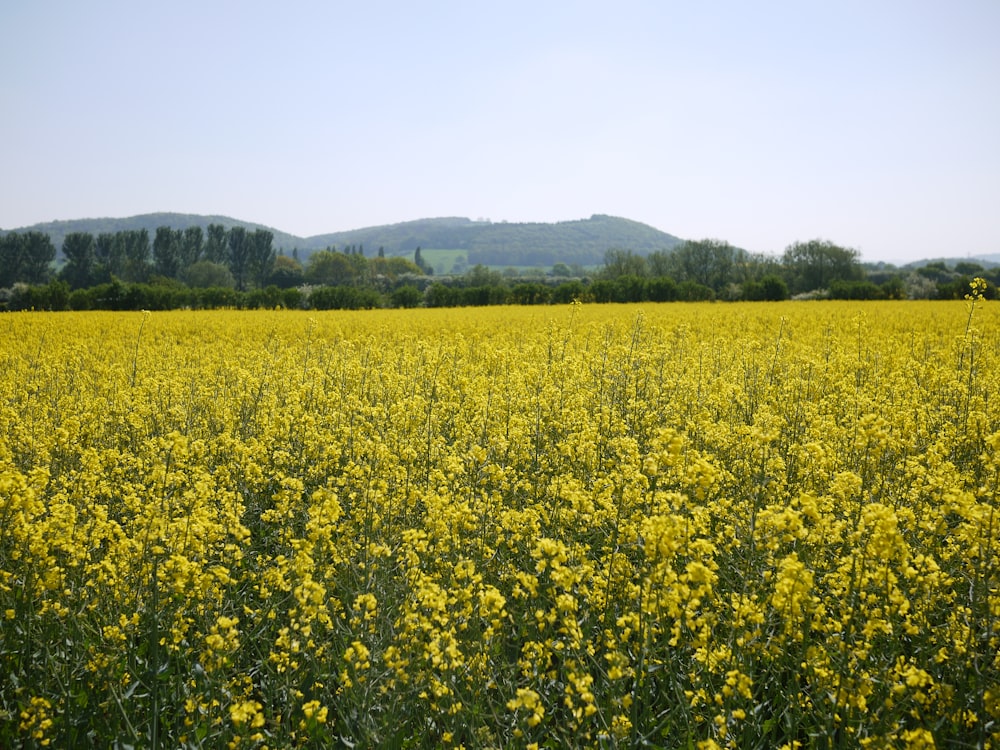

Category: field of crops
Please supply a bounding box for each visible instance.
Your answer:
[1,296,998,748]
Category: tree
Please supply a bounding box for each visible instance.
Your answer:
[414,246,432,274]
[306,250,355,286]
[153,226,183,279]
[180,226,204,270]
[345,246,369,283]
[551,262,572,277]
[61,232,96,289]
[782,239,862,294]
[647,276,679,302]
[390,284,423,308]
[93,232,125,282]
[731,250,783,287]
[462,264,503,288]
[552,279,586,303]
[183,260,234,288]
[672,239,735,292]
[20,232,57,285]
[122,229,151,283]
[248,229,276,289]
[646,250,675,278]
[205,224,228,264]
[743,275,789,301]
[760,275,789,301]
[268,255,304,288]
[601,248,647,279]
[954,261,985,276]
[0,233,24,287]
[227,227,251,291]
[385,257,423,277]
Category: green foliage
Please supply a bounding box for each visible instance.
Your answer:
[782,239,862,293]
[227,227,251,291]
[68,287,92,310]
[880,276,906,300]
[829,279,886,300]
[600,248,648,279]
[0,233,24,287]
[204,223,228,264]
[413,246,432,275]
[60,232,97,289]
[551,280,586,303]
[308,285,381,310]
[3,212,299,255]
[121,229,151,283]
[647,276,679,302]
[0,232,56,287]
[936,275,998,301]
[743,274,789,301]
[183,261,235,289]
[954,261,985,276]
[7,279,70,310]
[425,283,459,308]
[195,286,243,309]
[6,217,998,314]
[509,283,552,305]
[180,226,204,268]
[245,285,284,309]
[267,255,304,288]
[383,256,423,277]
[248,229,276,289]
[390,285,423,308]
[460,285,509,306]
[461,264,504,288]
[588,279,618,303]
[676,279,715,301]
[551,262,573,277]
[306,250,357,286]
[153,226,183,279]
[93,232,124,282]
[672,239,735,291]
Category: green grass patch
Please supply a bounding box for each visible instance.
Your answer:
[419,249,467,275]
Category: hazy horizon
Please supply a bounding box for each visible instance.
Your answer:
[2,1,997,266]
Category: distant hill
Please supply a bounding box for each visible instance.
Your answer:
[898,255,1000,270]
[3,213,684,269]
[306,215,684,267]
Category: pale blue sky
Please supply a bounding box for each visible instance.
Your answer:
[2,1,997,264]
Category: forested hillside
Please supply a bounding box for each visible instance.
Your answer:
[308,215,683,266]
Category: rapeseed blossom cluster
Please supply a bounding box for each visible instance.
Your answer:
[1,298,998,747]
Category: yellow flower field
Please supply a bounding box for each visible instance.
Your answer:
[1,297,998,748]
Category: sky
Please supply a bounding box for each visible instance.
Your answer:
[1,1,998,265]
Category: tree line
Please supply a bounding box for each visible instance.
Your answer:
[593,239,997,301]
[1,228,996,312]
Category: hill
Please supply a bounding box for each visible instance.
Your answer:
[4,213,684,269]
[897,255,1000,270]
[304,215,684,267]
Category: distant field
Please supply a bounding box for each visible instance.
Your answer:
[419,248,466,275]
